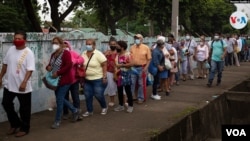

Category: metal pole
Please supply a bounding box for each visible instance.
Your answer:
[171,0,179,39]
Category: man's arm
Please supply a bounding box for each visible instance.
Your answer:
[0,64,7,87]
[19,71,33,92]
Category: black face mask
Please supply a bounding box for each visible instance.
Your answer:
[116,48,122,53]
[110,46,116,51]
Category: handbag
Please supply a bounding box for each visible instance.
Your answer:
[204,61,210,69]
[76,64,86,78]
[42,71,59,90]
[148,61,158,76]
[165,58,172,70]
[78,53,94,94]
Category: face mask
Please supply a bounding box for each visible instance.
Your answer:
[186,36,190,40]
[110,46,116,51]
[116,48,122,53]
[13,40,25,48]
[52,44,60,51]
[200,42,204,45]
[214,36,219,40]
[86,45,93,51]
[135,39,140,45]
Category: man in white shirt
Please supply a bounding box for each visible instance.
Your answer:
[0,31,35,137]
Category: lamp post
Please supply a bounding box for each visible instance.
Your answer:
[171,0,179,40]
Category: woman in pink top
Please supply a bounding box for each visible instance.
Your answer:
[62,41,84,119]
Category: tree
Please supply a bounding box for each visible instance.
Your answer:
[41,0,82,32]
[0,0,41,32]
[84,0,143,35]
[23,0,42,32]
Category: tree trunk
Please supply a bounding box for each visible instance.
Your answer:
[23,0,42,32]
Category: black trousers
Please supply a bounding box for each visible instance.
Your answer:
[2,88,31,133]
[117,85,133,107]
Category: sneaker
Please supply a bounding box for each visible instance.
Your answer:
[127,106,134,113]
[101,108,108,115]
[114,105,125,112]
[82,111,93,117]
[62,114,69,120]
[72,110,80,122]
[51,122,60,129]
[207,83,212,87]
[137,100,144,104]
[176,81,180,86]
[151,94,161,100]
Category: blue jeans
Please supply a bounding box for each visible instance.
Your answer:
[131,67,145,101]
[84,79,107,112]
[63,81,80,115]
[55,84,77,122]
[208,60,224,84]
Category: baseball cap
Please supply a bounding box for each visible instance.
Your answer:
[134,34,143,39]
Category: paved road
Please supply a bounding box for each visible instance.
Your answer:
[0,62,249,141]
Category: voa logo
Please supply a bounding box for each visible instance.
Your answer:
[229,11,248,29]
[226,129,246,136]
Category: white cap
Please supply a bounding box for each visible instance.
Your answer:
[157,36,166,42]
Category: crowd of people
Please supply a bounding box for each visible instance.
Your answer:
[0,31,248,137]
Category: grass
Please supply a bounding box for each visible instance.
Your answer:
[147,128,161,137]
[173,106,198,119]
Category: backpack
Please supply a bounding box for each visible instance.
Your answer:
[209,40,224,60]
[211,40,224,49]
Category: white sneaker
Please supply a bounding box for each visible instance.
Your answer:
[151,94,161,100]
[114,105,125,112]
[82,111,93,117]
[127,106,134,113]
[101,108,108,115]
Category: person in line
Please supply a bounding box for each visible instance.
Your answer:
[0,31,35,137]
[81,38,108,117]
[179,39,188,81]
[150,39,165,100]
[194,36,209,79]
[207,33,227,87]
[46,37,80,129]
[113,41,134,112]
[168,34,180,85]
[130,34,151,104]
[62,41,84,120]
[184,33,198,80]
[224,34,234,67]
[103,37,117,107]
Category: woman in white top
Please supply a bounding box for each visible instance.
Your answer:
[195,36,209,79]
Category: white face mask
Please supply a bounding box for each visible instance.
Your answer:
[186,36,191,40]
[52,44,60,51]
[86,45,93,51]
[214,36,219,40]
[135,39,140,45]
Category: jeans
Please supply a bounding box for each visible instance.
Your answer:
[131,67,146,101]
[117,85,133,107]
[225,52,233,66]
[208,60,224,84]
[55,84,77,122]
[84,79,107,112]
[152,72,160,95]
[63,81,80,115]
[2,88,31,133]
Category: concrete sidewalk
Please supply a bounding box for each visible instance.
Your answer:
[0,62,249,141]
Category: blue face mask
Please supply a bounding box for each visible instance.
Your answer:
[86,45,93,51]
[135,39,140,45]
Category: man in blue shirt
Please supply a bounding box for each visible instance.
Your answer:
[207,33,227,87]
